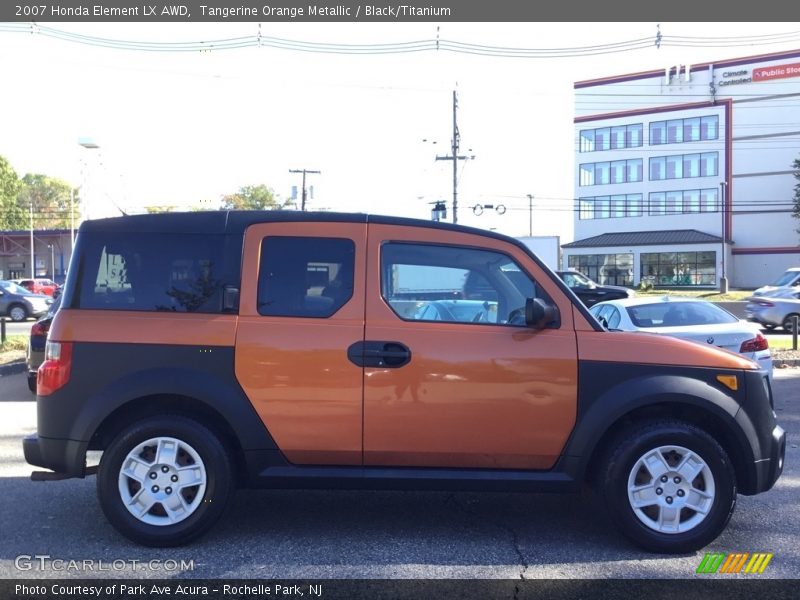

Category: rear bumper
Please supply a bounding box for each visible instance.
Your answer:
[23,433,87,478]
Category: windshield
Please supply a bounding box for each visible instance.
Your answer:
[772,271,800,286]
[562,272,593,287]
[0,281,30,295]
[626,301,738,328]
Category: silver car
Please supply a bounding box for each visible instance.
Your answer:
[0,280,52,322]
[745,291,800,333]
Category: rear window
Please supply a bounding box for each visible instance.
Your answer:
[626,301,737,328]
[76,233,226,313]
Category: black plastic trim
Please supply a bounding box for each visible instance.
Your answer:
[31,343,277,476]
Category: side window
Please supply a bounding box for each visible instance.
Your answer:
[381,242,549,327]
[606,306,621,329]
[258,236,354,318]
[78,233,224,313]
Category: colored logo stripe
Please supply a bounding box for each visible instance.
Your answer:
[697,552,773,574]
[745,553,773,574]
[697,553,726,573]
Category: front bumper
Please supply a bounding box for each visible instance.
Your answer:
[753,425,786,493]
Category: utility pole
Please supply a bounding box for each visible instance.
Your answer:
[527,194,534,236]
[29,202,34,278]
[289,169,321,211]
[435,90,472,224]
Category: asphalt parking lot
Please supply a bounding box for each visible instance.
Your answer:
[0,366,797,581]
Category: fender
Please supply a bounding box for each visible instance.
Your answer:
[37,343,278,453]
[560,362,758,477]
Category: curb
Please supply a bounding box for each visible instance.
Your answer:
[774,359,800,369]
[0,359,26,377]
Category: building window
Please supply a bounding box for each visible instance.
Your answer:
[700,188,719,212]
[579,159,642,186]
[568,253,634,286]
[700,115,719,140]
[648,188,719,216]
[580,130,595,153]
[650,114,719,146]
[579,123,643,152]
[650,152,718,181]
[650,122,665,145]
[578,194,643,219]
[666,119,683,144]
[641,251,717,287]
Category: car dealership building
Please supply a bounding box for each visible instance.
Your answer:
[565,49,800,289]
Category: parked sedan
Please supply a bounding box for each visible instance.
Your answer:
[590,296,773,375]
[745,291,800,333]
[26,297,61,392]
[0,280,52,322]
[555,270,635,307]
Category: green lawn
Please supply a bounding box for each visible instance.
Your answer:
[0,335,27,354]
[769,337,800,350]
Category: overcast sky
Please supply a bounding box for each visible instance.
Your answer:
[2,22,799,239]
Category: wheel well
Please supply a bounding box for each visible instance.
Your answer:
[88,394,248,486]
[584,402,751,493]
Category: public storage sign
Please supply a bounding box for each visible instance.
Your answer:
[753,62,800,81]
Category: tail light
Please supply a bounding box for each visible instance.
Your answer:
[753,300,775,307]
[740,333,769,353]
[37,341,72,396]
[30,320,51,337]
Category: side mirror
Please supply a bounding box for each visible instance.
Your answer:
[525,297,558,329]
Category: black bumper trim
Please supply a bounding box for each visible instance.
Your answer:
[23,433,87,478]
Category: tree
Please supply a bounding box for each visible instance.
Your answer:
[220,185,289,210]
[17,173,80,230]
[0,156,23,230]
[793,157,800,235]
[145,205,177,213]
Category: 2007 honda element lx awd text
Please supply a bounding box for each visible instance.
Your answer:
[24,211,785,552]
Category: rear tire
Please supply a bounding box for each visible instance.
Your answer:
[782,314,800,334]
[97,415,234,547]
[600,420,736,553]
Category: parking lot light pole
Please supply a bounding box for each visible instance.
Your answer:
[719,181,728,294]
[29,202,34,278]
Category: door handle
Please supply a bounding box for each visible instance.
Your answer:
[347,341,412,368]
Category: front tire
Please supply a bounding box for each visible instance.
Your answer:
[97,415,234,547]
[9,304,28,322]
[600,420,736,553]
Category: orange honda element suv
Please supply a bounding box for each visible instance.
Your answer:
[24,212,785,552]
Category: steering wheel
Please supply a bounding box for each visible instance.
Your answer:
[507,307,526,326]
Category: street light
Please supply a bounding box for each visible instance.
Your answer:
[78,137,101,223]
[719,181,728,293]
[47,244,55,279]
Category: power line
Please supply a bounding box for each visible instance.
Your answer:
[2,23,800,59]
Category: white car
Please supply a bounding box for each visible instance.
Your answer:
[590,296,773,376]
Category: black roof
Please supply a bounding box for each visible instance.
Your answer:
[562,229,723,249]
[77,210,515,241]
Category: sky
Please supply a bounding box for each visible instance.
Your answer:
[2,21,799,240]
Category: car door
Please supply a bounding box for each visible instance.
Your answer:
[362,223,578,470]
[235,222,367,466]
